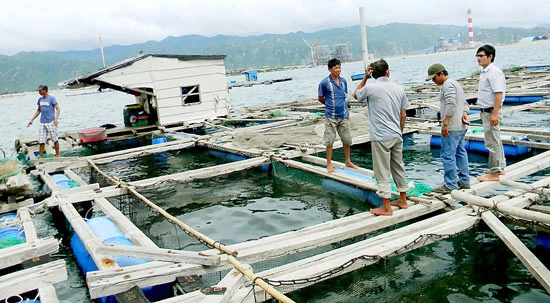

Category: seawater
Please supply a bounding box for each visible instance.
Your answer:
[1,42,549,302]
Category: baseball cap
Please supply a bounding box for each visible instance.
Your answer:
[426,64,445,81]
[37,85,48,91]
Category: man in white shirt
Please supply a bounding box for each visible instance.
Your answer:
[475,45,506,182]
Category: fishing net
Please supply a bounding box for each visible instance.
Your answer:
[229,112,371,150]
[0,158,21,181]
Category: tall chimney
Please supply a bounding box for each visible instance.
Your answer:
[467,9,474,46]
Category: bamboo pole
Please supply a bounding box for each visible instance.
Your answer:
[500,179,550,194]
[451,191,550,224]
[85,158,238,257]
[227,256,295,303]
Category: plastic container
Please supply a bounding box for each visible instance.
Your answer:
[79,127,107,144]
[0,212,25,246]
[130,115,149,127]
[70,216,170,303]
[535,232,550,251]
[50,173,71,190]
[123,104,143,127]
[72,217,149,268]
[152,137,167,145]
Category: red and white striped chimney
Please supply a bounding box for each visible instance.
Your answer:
[467,9,474,45]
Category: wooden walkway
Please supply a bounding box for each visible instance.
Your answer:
[4,67,550,302]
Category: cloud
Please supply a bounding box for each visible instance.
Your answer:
[0,0,548,55]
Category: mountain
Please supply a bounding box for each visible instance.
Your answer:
[1,23,549,94]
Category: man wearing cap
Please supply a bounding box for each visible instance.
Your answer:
[475,44,506,182]
[27,85,61,157]
[426,64,471,194]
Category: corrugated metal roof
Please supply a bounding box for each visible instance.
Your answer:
[60,54,226,88]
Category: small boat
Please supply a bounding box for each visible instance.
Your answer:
[523,64,550,71]
[351,73,365,81]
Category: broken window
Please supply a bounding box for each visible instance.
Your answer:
[181,85,201,105]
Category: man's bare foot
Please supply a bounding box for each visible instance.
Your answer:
[370,207,393,216]
[345,161,359,169]
[327,165,335,174]
[390,200,408,209]
[477,173,501,182]
[484,169,505,175]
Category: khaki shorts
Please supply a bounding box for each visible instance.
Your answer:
[39,122,58,144]
[324,117,352,146]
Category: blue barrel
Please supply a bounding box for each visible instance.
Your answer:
[50,173,71,190]
[321,169,382,206]
[152,137,167,145]
[535,232,550,251]
[70,217,170,303]
[0,213,25,248]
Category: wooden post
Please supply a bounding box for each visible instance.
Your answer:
[480,211,550,293]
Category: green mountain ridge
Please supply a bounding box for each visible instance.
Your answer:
[1,23,548,94]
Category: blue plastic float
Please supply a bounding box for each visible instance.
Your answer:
[71,217,171,303]
[430,128,531,157]
[0,212,26,248]
[321,168,382,206]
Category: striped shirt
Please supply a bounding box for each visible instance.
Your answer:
[318,75,349,119]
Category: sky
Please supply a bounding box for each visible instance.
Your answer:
[1,0,548,56]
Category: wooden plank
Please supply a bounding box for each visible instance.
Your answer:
[92,141,196,165]
[0,260,67,300]
[0,237,59,270]
[0,198,33,214]
[18,208,37,242]
[219,201,445,264]
[46,186,124,207]
[85,138,194,161]
[58,202,117,270]
[232,210,479,300]
[87,261,209,299]
[129,157,270,188]
[93,197,158,248]
[481,211,550,293]
[198,267,247,303]
[96,244,220,266]
[38,285,60,303]
[39,171,58,191]
[63,168,87,186]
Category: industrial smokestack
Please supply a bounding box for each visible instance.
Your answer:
[467,9,474,46]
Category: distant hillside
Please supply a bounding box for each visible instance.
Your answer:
[1,23,549,94]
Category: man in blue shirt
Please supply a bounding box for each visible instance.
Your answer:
[28,85,61,157]
[318,58,357,173]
